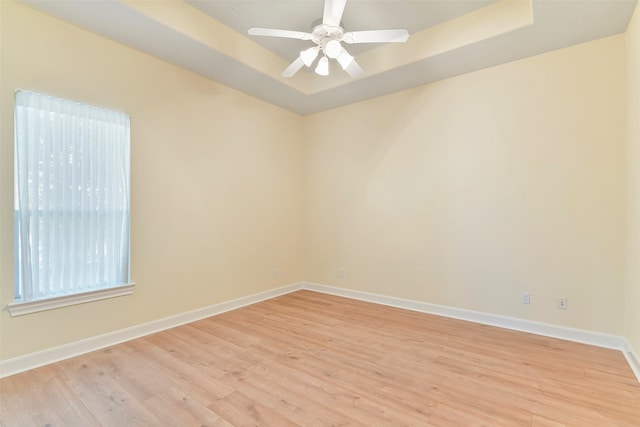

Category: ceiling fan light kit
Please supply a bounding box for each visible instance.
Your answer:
[315,56,330,76]
[301,46,320,67]
[247,0,409,79]
[324,39,342,58]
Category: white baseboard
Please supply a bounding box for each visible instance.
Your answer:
[302,282,632,355]
[304,282,640,383]
[623,339,640,382]
[3,280,639,385]
[0,282,304,378]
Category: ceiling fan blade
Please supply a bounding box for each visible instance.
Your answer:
[343,29,409,44]
[281,56,305,78]
[248,27,312,40]
[344,58,363,78]
[334,48,362,78]
[323,0,347,27]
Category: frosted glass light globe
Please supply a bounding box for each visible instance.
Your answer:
[325,40,342,59]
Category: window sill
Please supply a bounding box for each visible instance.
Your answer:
[7,283,135,317]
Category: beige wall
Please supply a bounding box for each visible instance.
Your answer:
[625,4,640,356]
[0,2,305,360]
[0,0,634,364]
[304,35,627,335]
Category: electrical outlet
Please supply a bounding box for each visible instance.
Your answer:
[339,268,346,278]
[557,297,567,310]
[521,292,530,304]
[273,268,279,278]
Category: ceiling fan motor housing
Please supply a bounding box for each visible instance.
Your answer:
[311,21,345,58]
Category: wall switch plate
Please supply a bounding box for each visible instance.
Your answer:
[521,292,530,304]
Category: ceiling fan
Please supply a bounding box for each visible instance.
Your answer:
[247,0,409,78]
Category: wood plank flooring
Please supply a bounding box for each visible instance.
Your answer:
[1,290,639,426]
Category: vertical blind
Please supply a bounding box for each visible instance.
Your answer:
[14,90,131,302]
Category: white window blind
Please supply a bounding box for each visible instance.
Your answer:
[14,90,131,303]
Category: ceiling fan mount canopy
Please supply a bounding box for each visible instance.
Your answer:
[247,0,409,79]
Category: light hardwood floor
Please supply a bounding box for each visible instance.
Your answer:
[1,290,639,426]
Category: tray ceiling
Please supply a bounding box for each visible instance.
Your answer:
[21,0,638,115]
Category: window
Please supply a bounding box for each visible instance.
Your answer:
[12,90,132,315]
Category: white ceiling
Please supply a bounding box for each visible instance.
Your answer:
[22,0,638,115]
